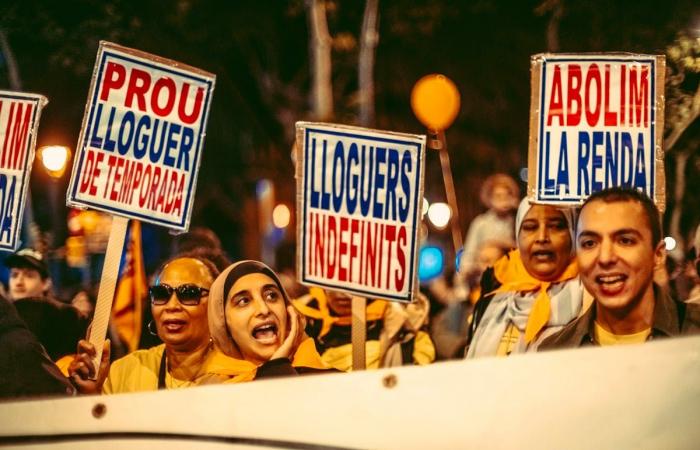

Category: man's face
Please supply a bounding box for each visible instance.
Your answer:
[576,199,664,313]
[9,267,50,300]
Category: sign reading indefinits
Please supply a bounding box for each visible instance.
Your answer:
[528,54,665,208]
[0,91,47,251]
[67,41,216,231]
[296,122,426,303]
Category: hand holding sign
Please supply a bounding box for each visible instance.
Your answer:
[67,42,215,375]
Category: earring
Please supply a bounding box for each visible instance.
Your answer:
[148,320,158,336]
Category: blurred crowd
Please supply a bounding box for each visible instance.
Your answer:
[1,175,699,400]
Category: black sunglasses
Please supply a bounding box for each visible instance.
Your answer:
[149,283,210,306]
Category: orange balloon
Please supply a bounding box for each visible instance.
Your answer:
[410,74,461,131]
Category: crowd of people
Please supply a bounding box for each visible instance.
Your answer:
[1,180,699,401]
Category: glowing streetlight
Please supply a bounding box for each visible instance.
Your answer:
[422,198,430,218]
[39,145,71,179]
[272,204,291,229]
[427,202,451,229]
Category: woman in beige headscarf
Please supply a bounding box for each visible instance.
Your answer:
[208,260,330,381]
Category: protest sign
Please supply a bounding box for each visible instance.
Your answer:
[66,41,215,373]
[528,54,665,208]
[296,122,426,303]
[67,41,215,231]
[0,91,47,251]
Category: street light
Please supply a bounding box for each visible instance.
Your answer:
[39,145,71,179]
[427,202,451,229]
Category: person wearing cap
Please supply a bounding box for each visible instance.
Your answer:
[3,248,88,362]
[465,198,584,357]
[540,188,700,349]
[5,248,52,301]
[208,260,330,381]
[293,288,435,371]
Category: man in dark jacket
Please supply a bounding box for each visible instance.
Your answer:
[0,295,74,399]
[4,248,88,361]
[540,188,700,349]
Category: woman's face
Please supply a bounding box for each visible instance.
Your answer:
[151,258,213,352]
[518,205,572,281]
[225,273,288,365]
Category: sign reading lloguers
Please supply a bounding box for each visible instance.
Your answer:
[528,54,665,208]
[296,122,426,303]
[67,41,215,231]
[0,91,47,251]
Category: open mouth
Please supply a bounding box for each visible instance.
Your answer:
[532,250,555,262]
[252,321,278,344]
[162,319,187,332]
[595,273,627,295]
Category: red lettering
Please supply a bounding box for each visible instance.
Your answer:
[547,65,564,126]
[109,157,125,201]
[171,175,184,216]
[139,165,152,207]
[384,225,396,289]
[103,155,117,198]
[630,66,649,127]
[79,150,95,194]
[620,65,626,126]
[178,84,204,124]
[0,102,14,169]
[566,64,582,126]
[151,77,177,117]
[125,68,151,111]
[395,226,407,291]
[366,222,378,287]
[326,215,337,279]
[338,217,349,282]
[603,64,617,126]
[584,63,601,126]
[349,218,360,284]
[100,62,126,102]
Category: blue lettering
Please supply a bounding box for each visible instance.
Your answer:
[591,131,603,193]
[372,147,386,219]
[90,103,104,149]
[399,151,412,222]
[556,133,570,195]
[359,145,374,216]
[310,137,320,208]
[117,111,135,156]
[634,133,647,190]
[163,123,181,168]
[620,132,634,187]
[332,141,345,212]
[346,143,359,214]
[134,115,150,160]
[384,149,399,220]
[577,132,590,195]
[604,132,618,188]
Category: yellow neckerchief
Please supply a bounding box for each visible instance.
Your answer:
[292,287,387,339]
[213,337,327,383]
[490,249,578,344]
[593,322,651,346]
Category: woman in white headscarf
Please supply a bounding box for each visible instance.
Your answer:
[465,198,583,357]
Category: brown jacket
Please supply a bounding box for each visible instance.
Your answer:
[539,286,700,350]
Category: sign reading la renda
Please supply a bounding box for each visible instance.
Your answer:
[296,123,425,303]
[528,54,665,206]
[67,41,216,231]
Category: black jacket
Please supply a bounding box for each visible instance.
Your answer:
[0,296,74,400]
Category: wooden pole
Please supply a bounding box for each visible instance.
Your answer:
[351,296,367,371]
[87,215,129,378]
[436,131,463,254]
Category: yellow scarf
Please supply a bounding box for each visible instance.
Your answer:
[215,337,327,383]
[491,249,578,343]
[292,287,387,339]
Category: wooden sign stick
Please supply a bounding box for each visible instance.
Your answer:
[351,296,367,371]
[87,215,129,378]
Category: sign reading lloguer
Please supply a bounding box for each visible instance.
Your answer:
[67,41,216,231]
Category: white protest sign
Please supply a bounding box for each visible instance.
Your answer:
[296,122,426,303]
[528,54,665,208]
[67,41,216,231]
[0,91,47,251]
[66,41,216,374]
[1,336,699,449]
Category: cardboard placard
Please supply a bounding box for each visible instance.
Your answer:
[67,41,216,231]
[528,53,665,209]
[295,122,426,303]
[0,91,47,251]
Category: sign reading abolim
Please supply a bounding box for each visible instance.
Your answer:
[0,91,47,251]
[528,54,665,208]
[296,122,426,303]
[67,41,216,231]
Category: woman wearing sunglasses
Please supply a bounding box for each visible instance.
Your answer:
[208,260,329,381]
[69,256,236,393]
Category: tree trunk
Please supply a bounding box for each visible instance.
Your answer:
[358,0,379,127]
[305,0,333,121]
[665,85,700,260]
[535,0,563,52]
